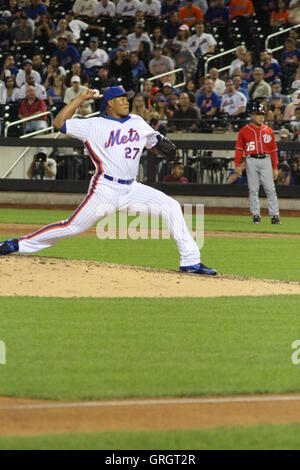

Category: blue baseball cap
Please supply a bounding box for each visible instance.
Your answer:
[100,86,135,112]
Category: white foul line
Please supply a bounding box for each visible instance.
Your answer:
[1,395,300,412]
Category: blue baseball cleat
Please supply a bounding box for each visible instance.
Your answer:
[180,263,217,276]
[0,239,19,255]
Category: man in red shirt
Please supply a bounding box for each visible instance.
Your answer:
[178,0,204,27]
[235,102,280,224]
[163,163,189,183]
[18,85,48,134]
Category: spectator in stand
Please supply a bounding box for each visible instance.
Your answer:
[109,37,130,60]
[65,62,89,87]
[229,46,247,77]
[108,48,133,90]
[0,17,11,52]
[129,50,147,79]
[277,161,291,185]
[91,65,117,89]
[281,38,300,87]
[93,0,116,17]
[187,22,216,57]
[127,22,153,52]
[193,0,208,14]
[141,0,161,17]
[163,11,182,39]
[261,50,282,83]
[16,59,41,88]
[47,74,65,109]
[204,0,230,26]
[178,0,204,27]
[63,76,90,111]
[233,74,249,100]
[267,95,285,129]
[0,56,18,80]
[152,26,167,49]
[80,37,108,78]
[248,68,272,100]
[288,0,300,25]
[116,0,141,17]
[161,82,173,102]
[32,54,44,78]
[169,92,199,132]
[289,28,300,48]
[49,18,76,45]
[155,95,169,125]
[163,163,189,183]
[209,67,226,96]
[73,0,98,17]
[197,77,221,118]
[174,24,190,48]
[290,106,300,133]
[220,78,247,119]
[241,50,255,82]
[35,12,55,44]
[18,74,47,100]
[138,40,152,68]
[64,10,103,42]
[149,45,175,76]
[161,0,179,19]
[269,79,290,105]
[270,0,290,26]
[53,35,80,70]
[0,75,19,104]
[142,80,155,108]
[11,11,34,45]
[172,41,198,76]
[18,85,48,133]
[26,0,47,21]
[229,0,254,18]
[131,93,148,118]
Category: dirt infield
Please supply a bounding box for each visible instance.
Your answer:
[1,256,300,298]
[1,394,300,437]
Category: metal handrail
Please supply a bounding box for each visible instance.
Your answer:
[140,68,184,92]
[1,147,30,179]
[4,111,53,137]
[265,24,300,50]
[20,126,54,138]
[204,47,237,76]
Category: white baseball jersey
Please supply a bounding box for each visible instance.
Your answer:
[140,0,161,17]
[61,114,160,179]
[187,33,216,55]
[93,0,116,17]
[80,47,109,69]
[116,0,141,17]
[16,70,41,88]
[17,83,47,101]
[221,91,247,116]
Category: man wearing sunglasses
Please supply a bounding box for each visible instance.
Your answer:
[234,101,280,225]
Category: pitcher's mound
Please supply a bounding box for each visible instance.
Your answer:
[1,256,300,298]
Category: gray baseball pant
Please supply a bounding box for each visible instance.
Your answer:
[245,156,279,217]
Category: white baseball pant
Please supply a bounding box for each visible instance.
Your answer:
[19,177,200,267]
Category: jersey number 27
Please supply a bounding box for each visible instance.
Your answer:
[125,147,139,159]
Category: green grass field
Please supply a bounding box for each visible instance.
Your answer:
[0,208,299,449]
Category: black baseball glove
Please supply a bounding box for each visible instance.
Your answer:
[151,135,179,162]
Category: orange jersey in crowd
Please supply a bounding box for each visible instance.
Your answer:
[235,123,278,169]
[178,6,204,26]
[229,0,254,18]
[270,10,290,24]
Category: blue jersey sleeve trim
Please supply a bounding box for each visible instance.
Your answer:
[60,122,67,134]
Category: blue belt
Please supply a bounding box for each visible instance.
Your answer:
[104,174,134,185]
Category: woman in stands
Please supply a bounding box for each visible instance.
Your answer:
[241,50,255,82]
[47,74,65,112]
[270,0,290,27]
[152,26,167,49]
[0,75,19,105]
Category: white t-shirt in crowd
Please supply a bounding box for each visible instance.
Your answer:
[68,19,89,40]
[127,32,153,52]
[140,0,161,17]
[80,47,109,69]
[94,0,116,17]
[17,83,47,101]
[187,33,216,55]
[73,0,98,17]
[221,91,247,115]
[116,0,141,17]
[16,70,41,88]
